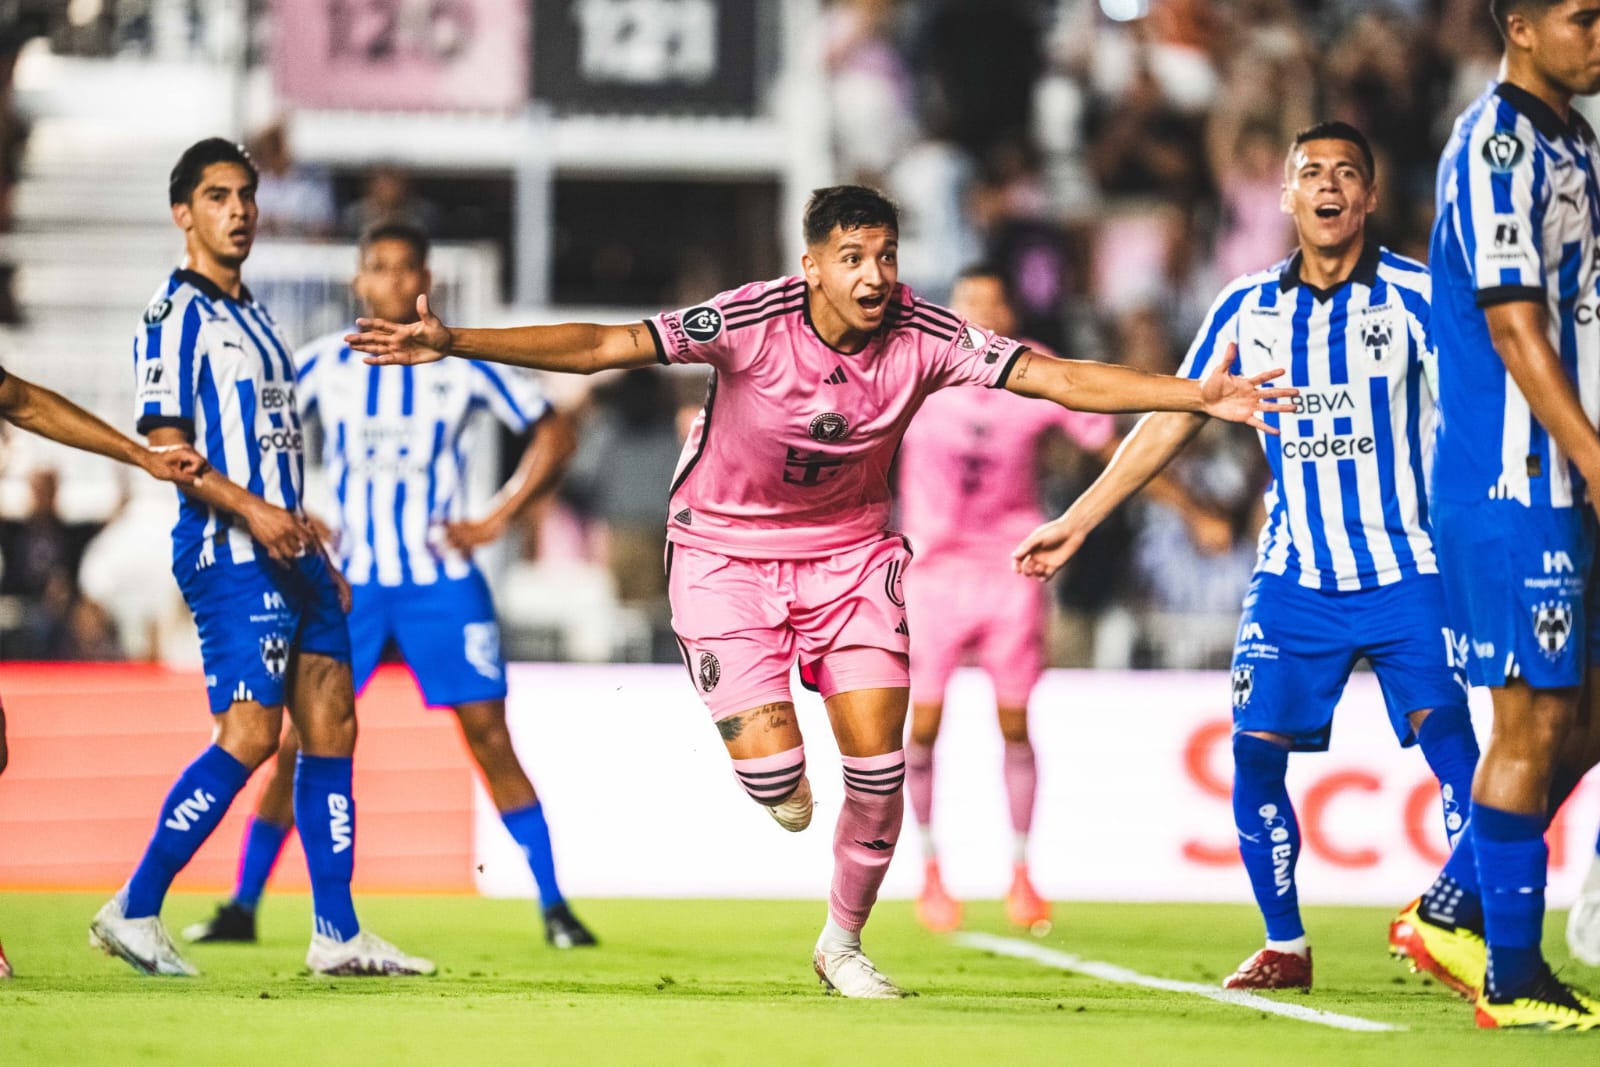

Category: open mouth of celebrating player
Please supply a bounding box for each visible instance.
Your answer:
[1314,203,1344,219]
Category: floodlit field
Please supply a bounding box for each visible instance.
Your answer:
[2,893,1597,1065]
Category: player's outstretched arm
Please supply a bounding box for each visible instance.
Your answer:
[444,409,578,552]
[0,372,206,483]
[1014,408,1209,580]
[349,294,658,376]
[146,426,315,562]
[1487,301,1600,523]
[1003,346,1296,432]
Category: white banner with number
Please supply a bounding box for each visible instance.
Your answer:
[474,665,1600,904]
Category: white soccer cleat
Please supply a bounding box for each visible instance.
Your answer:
[307,930,436,977]
[813,944,913,999]
[767,774,814,832]
[1567,889,1600,966]
[89,897,198,977]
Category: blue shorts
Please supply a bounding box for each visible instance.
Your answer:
[175,547,352,714]
[1433,500,1594,689]
[348,570,507,708]
[1230,571,1466,751]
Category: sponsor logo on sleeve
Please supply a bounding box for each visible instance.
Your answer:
[681,306,724,344]
[143,298,173,325]
[1482,131,1526,173]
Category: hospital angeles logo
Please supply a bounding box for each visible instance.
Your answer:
[1533,600,1573,657]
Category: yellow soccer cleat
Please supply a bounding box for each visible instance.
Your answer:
[1388,898,1485,1000]
[1475,968,1600,1031]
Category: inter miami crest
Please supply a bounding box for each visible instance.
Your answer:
[259,633,289,680]
[1533,600,1573,657]
[809,412,849,442]
[698,651,721,693]
[1231,665,1254,708]
[1359,319,1392,361]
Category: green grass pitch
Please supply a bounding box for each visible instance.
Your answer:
[3,892,1598,1065]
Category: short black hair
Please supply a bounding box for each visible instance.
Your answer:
[953,262,1014,302]
[802,185,899,246]
[359,220,431,265]
[1489,0,1562,34]
[1291,121,1376,182]
[169,137,258,205]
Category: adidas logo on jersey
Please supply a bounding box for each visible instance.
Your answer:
[824,366,848,385]
[894,618,910,636]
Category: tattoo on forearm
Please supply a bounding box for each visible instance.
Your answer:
[628,326,642,350]
[1015,355,1031,382]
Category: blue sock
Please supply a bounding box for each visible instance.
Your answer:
[1232,734,1303,942]
[294,753,360,942]
[233,816,292,912]
[124,745,251,918]
[1414,705,1477,851]
[502,802,565,909]
[1472,802,1547,1000]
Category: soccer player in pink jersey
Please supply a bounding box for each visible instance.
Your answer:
[898,265,1114,934]
[350,186,1295,998]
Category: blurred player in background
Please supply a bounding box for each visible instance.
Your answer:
[898,264,1233,934]
[90,137,433,978]
[350,184,1294,998]
[184,222,596,950]
[1016,123,1479,992]
[1396,0,1600,1029]
[0,365,206,979]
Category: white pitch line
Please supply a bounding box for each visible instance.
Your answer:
[956,932,1403,1033]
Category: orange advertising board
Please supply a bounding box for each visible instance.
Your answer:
[0,663,476,892]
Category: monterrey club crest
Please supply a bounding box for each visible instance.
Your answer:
[260,633,289,680]
[1231,665,1254,708]
[698,651,721,693]
[1533,601,1573,657]
[809,412,849,442]
[1481,131,1525,173]
[681,306,724,344]
[1359,319,1392,360]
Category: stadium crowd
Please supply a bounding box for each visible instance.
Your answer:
[0,0,1561,672]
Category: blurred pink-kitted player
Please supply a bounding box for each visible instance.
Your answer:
[348,185,1295,999]
[897,267,1113,935]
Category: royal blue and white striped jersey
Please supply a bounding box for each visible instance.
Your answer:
[133,269,304,565]
[294,332,549,587]
[1431,81,1600,509]
[1179,245,1437,592]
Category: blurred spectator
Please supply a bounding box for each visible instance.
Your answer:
[248,120,335,238]
[824,0,918,185]
[339,164,439,238]
[908,0,1043,164]
[0,469,96,600]
[562,369,683,615]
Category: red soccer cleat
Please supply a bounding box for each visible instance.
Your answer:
[1222,947,1312,990]
[914,860,962,933]
[1005,864,1051,929]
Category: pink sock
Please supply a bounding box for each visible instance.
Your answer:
[905,742,934,827]
[830,751,906,933]
[1004,740,1037,835]
[731,745,806,806]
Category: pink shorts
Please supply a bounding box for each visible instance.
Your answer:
[667,536,913,720]
[905,553,1047,708]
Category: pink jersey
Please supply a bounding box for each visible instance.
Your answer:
[898,374,1114,561]
[648,277,1027,559]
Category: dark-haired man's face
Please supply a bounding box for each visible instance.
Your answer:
[950,275,1017,338]
[802,223,899,340]
[354,237,430,323]
[172,162,257,268]
[1512,0,1600,96]
[1281,138,1376,255]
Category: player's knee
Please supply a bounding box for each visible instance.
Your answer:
[908,714,940,748]
[217,718,281,769]
[732,744,806,806]
[455,703,512,758]
[997,707,1029,744]
[296,709,357,757]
